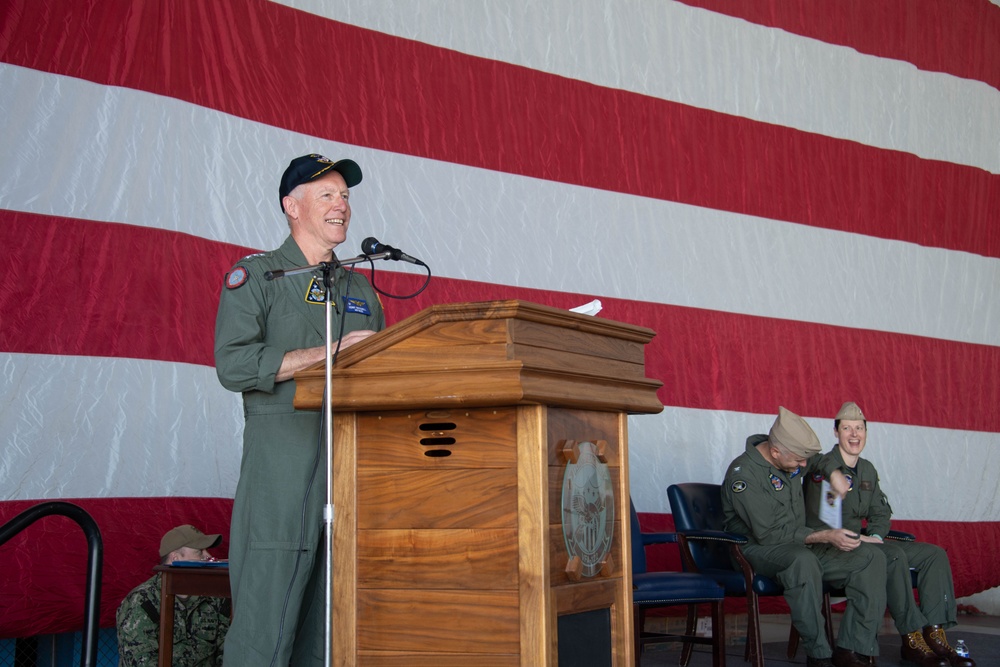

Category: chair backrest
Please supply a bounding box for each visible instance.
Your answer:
[629,499,649,575]
[666,483,733,571]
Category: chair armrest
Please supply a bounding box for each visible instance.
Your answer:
[885,530,915,542]
[641,531,679,547]
[675,530,751,575]
[678,529,748,546]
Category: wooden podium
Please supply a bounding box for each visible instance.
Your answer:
[294,300,663,666]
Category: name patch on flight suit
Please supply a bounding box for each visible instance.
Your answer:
[858,481,874,491]
[769,474,784,491]
[344,297,372,315]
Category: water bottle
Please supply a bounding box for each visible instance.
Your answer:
[954,639,969,658]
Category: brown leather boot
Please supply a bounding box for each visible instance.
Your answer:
[901,630,948,666]
[923,625,975,667]
[806,657,835,667]
[832,646,877,667]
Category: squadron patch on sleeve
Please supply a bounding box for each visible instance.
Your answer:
[731,480,747,493]
[811,472,825,483]
[225,266,248,289]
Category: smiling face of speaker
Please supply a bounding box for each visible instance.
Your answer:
[284,170,352,259]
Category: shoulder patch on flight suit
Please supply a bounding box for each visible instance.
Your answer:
[225,266,248,289]
[769,474,784,491]
[811,472,824,483]
[731,480,747,493]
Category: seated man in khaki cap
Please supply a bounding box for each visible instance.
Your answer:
[722,406,888,667]
[116,524,230,667]
[804,402,974,667]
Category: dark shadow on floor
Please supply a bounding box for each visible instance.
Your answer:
[638,617,998,666]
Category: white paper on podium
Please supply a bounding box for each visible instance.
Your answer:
[819,480,842,530]
[570,299,602,316]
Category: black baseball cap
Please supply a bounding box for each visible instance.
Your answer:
[279,154,362,211]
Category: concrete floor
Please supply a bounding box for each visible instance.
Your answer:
[638,612,1000,666]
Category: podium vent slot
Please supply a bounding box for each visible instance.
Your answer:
[419,437,456,446]
[418,421,458,451]
[418,422,457,431]
[422,448,453,457]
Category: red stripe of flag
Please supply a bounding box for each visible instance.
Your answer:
[0,496,233,636]
[675,0,1000,92]
[2,499,998,637]
[3,209,998,434]
[2,0,998,258]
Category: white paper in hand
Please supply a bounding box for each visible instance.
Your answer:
[819,480,842,530]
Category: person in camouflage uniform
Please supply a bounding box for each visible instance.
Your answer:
[116,524,230,667]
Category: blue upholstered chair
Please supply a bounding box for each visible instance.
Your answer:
[668,482,922,665]
[667,483,789,667]
[630,499,727,666]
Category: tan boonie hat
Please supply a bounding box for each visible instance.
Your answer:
[768,406,821,458]
[159,524,222,558]
[835,401,865,421]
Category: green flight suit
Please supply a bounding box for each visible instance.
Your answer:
[215,235,385,666]
[722,435,887,659]
[805,445,958,634]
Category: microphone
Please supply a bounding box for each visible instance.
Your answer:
[360,237,424,265]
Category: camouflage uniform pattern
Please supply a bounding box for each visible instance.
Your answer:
[116,573,230,667]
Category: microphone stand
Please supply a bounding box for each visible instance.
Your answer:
[264,251,389,667]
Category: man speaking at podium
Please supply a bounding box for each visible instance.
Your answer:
[215,154,385,665]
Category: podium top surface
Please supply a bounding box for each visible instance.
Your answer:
[294,299,664,414]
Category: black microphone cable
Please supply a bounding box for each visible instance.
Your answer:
[358,237,432,299]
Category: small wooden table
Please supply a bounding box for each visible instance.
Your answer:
[153,564,231,667]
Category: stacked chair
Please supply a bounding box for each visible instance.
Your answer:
[630,499,727,666]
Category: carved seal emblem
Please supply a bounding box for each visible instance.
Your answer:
[561,440,615,578]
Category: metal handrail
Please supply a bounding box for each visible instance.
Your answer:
[0,501,103,667]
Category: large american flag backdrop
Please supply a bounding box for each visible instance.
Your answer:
[2,0,998,636]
